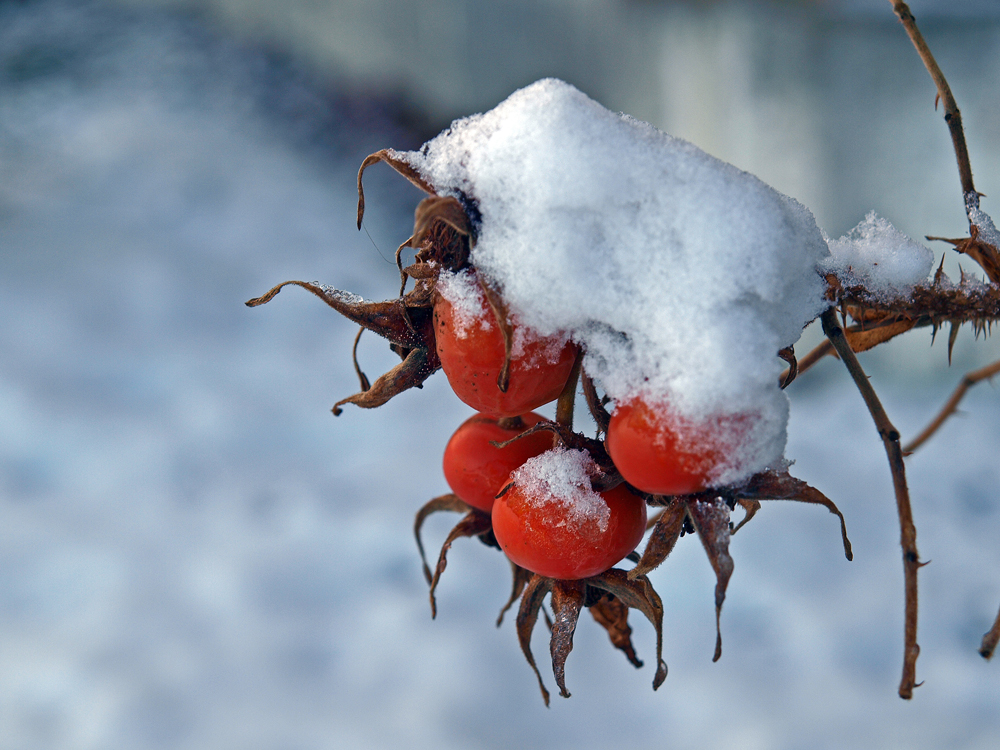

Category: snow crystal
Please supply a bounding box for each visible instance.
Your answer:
[509,448,610,534]
[967,196,1000,252]
[400,78,832,483]
[317,284,366,306]
[434,269,494,340]
[822,212,933,300]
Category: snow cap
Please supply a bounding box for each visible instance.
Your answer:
[401,78,832,484]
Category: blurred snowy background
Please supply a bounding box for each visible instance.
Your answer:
[2,0,1000,748]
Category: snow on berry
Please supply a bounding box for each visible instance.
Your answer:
[396,78,831,486]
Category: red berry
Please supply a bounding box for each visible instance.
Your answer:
[442,412,554,513]
[492,448,647,579]
[433,273,577,418]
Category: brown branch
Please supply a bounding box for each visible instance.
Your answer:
[555,348,584,430]
[890,0,975,198]
[903,358,1000,453]
[981,604,1000,660]
[821,307,922,699]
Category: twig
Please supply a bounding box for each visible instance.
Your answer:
[981,605,1000,660]
[555,349,584,430]
[903,359,1000,453]
[890,0,975,198]
[821,308,923,699]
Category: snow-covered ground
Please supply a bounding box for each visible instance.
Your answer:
[2,2,999,749]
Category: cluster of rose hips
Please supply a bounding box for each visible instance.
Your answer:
[435,267,724,581]
[248,152,851,702]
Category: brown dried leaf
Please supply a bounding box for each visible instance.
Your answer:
[687,497,734,662]
[478,276,515,393]
[515,574,555,706]
[413,493,470,584]
[778,346,798,389]
[497,562,533,627]
[550,581,586,699]
[588,568,667,690]
[737,470,853,561]
[731,498,761,535]
[427,509,492,619]
[588,591,643,668]
[844,317,917,353]
[332,345,438,415]
[630,499,686,579]
[356,149,435,230]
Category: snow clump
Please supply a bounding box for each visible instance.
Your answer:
[509,448,610,535]
[823,212,933,300]
[397,78,833,485]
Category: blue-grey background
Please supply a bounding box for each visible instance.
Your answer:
[2,1,999,748]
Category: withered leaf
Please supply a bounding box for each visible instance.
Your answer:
[497,562,534,627]
[588,568,667,690]
[413,493,470,584]
[588,591,643,668]
[737,470,853,561]
[687,497,734,662]
[550,581,586,699]
[731,498,761,535]
[630,499,686,579]
[356,149,434,229]
[845,317,917,353]
[516,574,556,706]
[427,509,493,619]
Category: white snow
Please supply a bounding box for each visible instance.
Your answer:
[434,268,494,340]
[822,212,934,299]
[400,78,831,484]
[509,447,610,534]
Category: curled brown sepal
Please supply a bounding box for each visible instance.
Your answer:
[246,280,429,349]
[731,498,761,535]
[581,369,611,434]
[247,280,441,413]
[427,508,493,619]
[686,496,735,662]
[413,493,470,584]
[980,604,1000,660]
[736,469,854,561]
[549,580,586,699]
[588,589,643,669]
[928,222,1000,287]
[629,498,687,579]
[478,276,515,393]
[778,346,798,389]
[587,568,668,690]
[411,494,492,619]
[515,574,556,706]
[497,562,534,627]
[357,149,435,230]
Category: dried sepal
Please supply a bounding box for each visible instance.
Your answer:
[588,590,643,668]
[497,562,533,627]
[630,499,686,579]
[587,568,668,690]
[549,581,586,699]
[778,346,798,389]
[736,469,853,561]
[515,574,555,706]
[356,149,435,229]
[351,326,371,391]
[426,508,493,619]
[478,275,516,393]
[413,493,470,584]
[731,498,761,534]
[332,345,438,415]
[687,496,735,662]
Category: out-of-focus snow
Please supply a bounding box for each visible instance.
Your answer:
[401,78,830,484]
[2,3,1000,750]
[823,212,934,298]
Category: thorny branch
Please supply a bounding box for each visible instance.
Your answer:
[903,358,1000,453]
[821,308,923,700]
